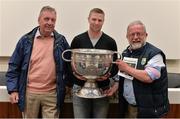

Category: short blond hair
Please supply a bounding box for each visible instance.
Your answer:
[89,8,105,17]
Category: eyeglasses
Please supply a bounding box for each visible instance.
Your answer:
[128,32,146,38]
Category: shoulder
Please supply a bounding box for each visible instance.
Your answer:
[17,27,38,45]
[101,32,116,43]
[71,31,88,44]
[53,30,69,44]
[53,30,65,39]
[74,31,88,40]
[146,42,163,54]
[146,42,166,61]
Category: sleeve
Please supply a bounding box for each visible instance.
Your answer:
[6,39,24,94]
[111,74,120,82]
[71,36,80,49]
[145,54,165,80]
[61,36,74,87]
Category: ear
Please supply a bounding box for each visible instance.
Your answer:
[38,16,40,24]
[126,34,128,39]
[145,33,148,37]
[88,17,90,22]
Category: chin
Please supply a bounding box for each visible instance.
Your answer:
[131,43,143,50]
[45,30,53,34]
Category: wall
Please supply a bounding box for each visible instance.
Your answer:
[0,0,180,73]
[0,0,180,59]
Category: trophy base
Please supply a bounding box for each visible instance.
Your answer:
[75,87,106,99]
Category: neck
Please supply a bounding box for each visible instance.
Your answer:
[39,29,52,38]
[88,30,102,39]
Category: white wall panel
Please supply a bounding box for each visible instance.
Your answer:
[0,0,180,59]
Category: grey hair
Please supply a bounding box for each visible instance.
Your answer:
[127,20,146,33]
[39,6,56,17]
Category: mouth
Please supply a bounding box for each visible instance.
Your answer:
[131,42,143,50]
[132,39,141,43]
[45,26,54,31]
[46,26,53,29]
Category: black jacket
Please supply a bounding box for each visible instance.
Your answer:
[70,31,118,89]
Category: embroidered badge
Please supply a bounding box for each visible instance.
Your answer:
[141,58,147,65]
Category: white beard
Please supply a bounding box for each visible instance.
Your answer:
[130,42,144,50]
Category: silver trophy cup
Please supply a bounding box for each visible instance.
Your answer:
[62,48,119,98]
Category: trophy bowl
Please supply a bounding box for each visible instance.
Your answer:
[62,48,117,98]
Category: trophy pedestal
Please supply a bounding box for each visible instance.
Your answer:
[76,81,106,98]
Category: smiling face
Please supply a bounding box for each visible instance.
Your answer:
[126,23,148,50]
[38,10,56,37]
[88,11,104,33]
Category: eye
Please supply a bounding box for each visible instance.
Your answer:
[98,19,102,22]
[44,17,49,21]
[129,32,145,37]
[92,18,97,21]
[51,18,55,22]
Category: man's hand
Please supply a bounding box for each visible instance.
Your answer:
[115,59,129,72]
[103,82,119,96]
[9,92,19,104]
[73,72,87,81]
[96,73,111,81]
[71,62,87,81]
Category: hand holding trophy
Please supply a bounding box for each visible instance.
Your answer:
[62,48,120,98]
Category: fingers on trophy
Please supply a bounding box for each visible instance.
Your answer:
[62,49,121,98]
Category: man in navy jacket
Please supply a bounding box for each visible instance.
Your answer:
[115,20,169,118]
[6,6,70,118]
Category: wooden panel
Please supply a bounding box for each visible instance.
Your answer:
[8,103,22,118]
[0,102,180,118]
[0,102,22,118]
[0,102,9,118]
[164,104,180,118]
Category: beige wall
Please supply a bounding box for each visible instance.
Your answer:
[1,0,180,59]
[1,0,180,73]
[166,60,180,73]
[1,57,180,73]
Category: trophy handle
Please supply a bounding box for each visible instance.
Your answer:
[62,49,72,62]
[112,51,122,63]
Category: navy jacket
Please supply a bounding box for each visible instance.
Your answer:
[6,27,70,112]
[118,42,169,118]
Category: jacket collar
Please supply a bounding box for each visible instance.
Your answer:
[25,26,63,45]
[124,42,149,56]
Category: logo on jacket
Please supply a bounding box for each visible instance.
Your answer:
[141,58,147,65]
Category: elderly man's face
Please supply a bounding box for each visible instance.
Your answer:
[38,10,56,37]
[126,24,147,50]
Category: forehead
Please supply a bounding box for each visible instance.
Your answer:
[128,24,145,32]
[89,12,104,19]
[40,10,56,18]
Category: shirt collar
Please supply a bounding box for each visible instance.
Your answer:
[35,28,54,39]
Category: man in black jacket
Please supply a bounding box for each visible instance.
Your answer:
[70,8,119,118]
[115,20,169,118]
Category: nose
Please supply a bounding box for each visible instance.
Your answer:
[133,33,139,39]
[95,20,99,25]
[48,19,53,24]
